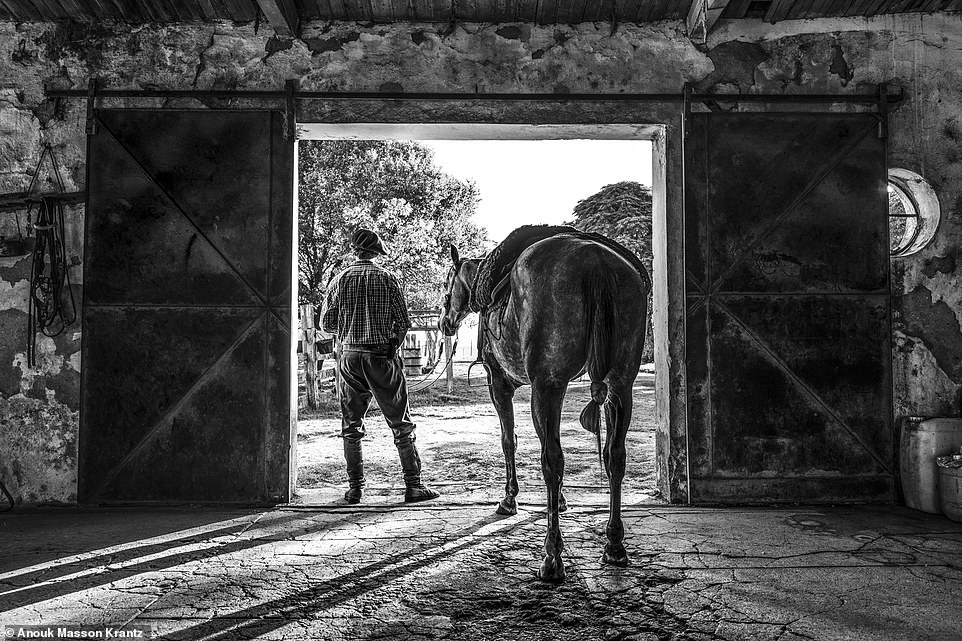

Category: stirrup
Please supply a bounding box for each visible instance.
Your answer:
[467,360,491,387]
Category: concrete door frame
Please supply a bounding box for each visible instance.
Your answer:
[294,99,689,503]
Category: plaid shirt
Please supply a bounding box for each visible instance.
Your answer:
[321,260,411,345]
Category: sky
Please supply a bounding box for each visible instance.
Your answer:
[420,139,652,243]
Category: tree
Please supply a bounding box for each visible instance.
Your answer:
[566,181,654,362]
[566,181,653,269]
[298,141,489,310]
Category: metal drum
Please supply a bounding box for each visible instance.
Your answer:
[402,347,422,376]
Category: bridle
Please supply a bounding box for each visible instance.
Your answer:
[441,258,466,329]
[440,256,491,387]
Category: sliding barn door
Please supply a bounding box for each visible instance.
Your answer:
[79,110,294,504]
[684,112,893,503]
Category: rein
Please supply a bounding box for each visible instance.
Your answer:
[406,335,458,394]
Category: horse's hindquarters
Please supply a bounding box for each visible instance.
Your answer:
[511,236,648,383]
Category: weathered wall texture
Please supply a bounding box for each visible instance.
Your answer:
[0,12,960,504]
[708,16,962,424]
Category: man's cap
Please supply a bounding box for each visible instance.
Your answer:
[350,228,388,256]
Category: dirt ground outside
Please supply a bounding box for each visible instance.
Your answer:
[295,361,660,508]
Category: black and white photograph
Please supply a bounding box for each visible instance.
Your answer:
[1,1,962,639]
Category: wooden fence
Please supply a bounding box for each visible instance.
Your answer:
[298,305,451,410]
[299,304,335,410]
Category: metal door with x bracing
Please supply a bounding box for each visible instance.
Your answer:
[79,109,294,504]
[685,112,893,503]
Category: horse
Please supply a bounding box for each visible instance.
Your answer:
[439,228,650,582]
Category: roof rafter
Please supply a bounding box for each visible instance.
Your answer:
[687,0,732,44]
[254,0,300,37]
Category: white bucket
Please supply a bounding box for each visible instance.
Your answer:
[900,418,962,513]
[938,460,962,523]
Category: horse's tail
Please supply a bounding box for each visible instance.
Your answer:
[579,268,618,437]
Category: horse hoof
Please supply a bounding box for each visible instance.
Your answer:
[537,557,566,583]
[496,497,518,515]
[602,545,629,567]
[559,493,568,513]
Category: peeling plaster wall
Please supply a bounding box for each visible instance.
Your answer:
[0,212,82,505]
[0,13,961,504]
[708,15,962,424]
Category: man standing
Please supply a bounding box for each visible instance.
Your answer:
[321,228,440,504]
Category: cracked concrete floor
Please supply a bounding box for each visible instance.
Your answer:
[1,501,961,640]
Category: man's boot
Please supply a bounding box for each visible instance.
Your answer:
[344,439,365,504]
[396,441,440,503]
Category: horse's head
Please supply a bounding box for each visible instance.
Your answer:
[439,245,479,336]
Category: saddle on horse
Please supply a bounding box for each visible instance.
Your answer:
[471,224,651,314]
[470,224,651,362]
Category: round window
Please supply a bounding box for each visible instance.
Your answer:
[889,168,940,258]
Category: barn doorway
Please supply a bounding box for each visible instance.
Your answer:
[74,99,892,507]
[292,124,667,507]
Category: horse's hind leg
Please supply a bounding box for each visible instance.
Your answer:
[488,367,520,515]
[602,379,633,566]
[531,381,567,583]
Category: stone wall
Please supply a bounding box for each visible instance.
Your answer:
[1,12,960,504]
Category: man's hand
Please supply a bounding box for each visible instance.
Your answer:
[391,329,407,358]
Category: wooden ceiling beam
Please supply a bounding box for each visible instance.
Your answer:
[765,0,796,22]
[789,0,814,17]
[195,0,217,18]
[4,0,959,24]
[254,0,299,36]
[11,0,44,20]
[687,0,731,44]
[33,0,67,19]
[513,0,537,20]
